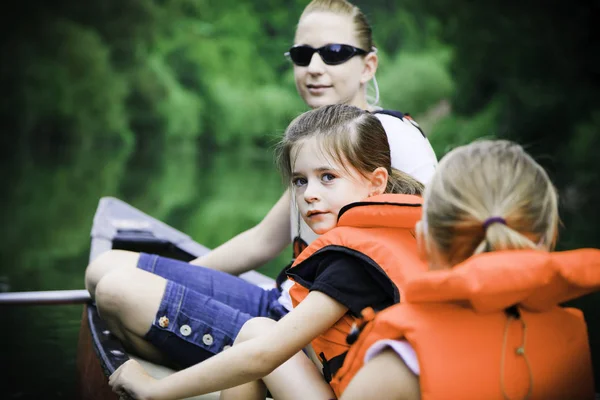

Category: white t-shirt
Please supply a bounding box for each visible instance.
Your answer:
[289,111,438,245]
[364,339,420,376]
[377,113,438,185]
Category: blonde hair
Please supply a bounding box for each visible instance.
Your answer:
[424,140,559,266]
[298,0,379,105]
[300,0,374,51]
[276,104,424,196]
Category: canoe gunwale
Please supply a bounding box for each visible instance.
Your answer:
[78,196,276,399]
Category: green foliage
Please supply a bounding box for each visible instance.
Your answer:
[4,0,596,281]
[130,56,204,141]
[120,143,203,222]
[184,149,291,276]
[210,79,306,147]
[357,0,444,53]
[0,145,130,278]
[16,19,131,146]
[185,149,283,244]
[556,111,600,249]
[428,99,501,157]
[410,0,600,249]
[378,48,454,114]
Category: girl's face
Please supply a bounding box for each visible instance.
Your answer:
[292,12,377,110]
[290,137,386,234]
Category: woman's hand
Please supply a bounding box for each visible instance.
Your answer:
[109,359,159,400]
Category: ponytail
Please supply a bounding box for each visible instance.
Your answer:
[473,221,544,256]
[386,168,424,196]
[424,140,559,267]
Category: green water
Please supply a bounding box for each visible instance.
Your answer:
[1,254,89,399]
[1,142,287,399]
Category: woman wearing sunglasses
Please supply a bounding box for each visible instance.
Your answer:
[85,0,437,395]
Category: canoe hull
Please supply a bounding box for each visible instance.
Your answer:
[76,305,119,400]
[75,197,275,399]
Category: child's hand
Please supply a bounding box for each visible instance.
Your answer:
[109,359,157,400]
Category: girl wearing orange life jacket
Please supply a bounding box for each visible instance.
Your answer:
[337,140,600,400]
[109,104,427,400]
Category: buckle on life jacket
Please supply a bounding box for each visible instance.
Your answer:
[319,352,347,383]
[346,307,377,345]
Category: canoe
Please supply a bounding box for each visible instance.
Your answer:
[73,197,600,399]
[75,197,276,399]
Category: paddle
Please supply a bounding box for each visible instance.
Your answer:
[0,289,91,305]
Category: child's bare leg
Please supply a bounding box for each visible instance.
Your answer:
[93,266,172,365]
[85,250,140,299]
[341,349,420,400]
[219,379,266,400]
[262,350,334,400]
[220,317,335,400]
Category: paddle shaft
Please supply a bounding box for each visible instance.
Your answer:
[0,271,275,306]
[0,289,91,305]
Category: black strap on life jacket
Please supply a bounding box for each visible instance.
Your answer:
[275,236,309,289]
[275,263,291,290]
[373,109,405,120]
[320,351,348,383]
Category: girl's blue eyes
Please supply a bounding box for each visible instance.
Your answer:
[322,173,335,182]
[292,177,307,187]
[292,173,336,187]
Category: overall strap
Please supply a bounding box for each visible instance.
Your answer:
[373,109,426,138]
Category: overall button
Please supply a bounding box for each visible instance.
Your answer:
[202,334,214,346]
[180,325,192,337]
[158,316,169,328]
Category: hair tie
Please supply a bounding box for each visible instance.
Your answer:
[483,216,506,231]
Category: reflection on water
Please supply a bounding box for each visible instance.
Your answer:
[1,304,84,398]
[0,250,88,398]
[1,139,287,399]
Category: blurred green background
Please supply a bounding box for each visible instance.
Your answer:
[0,0,598,398]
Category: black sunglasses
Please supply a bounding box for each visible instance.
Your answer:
[285,44,368,66]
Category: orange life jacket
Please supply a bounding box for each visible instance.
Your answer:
[287,193,427,380]
[331,249,600,399]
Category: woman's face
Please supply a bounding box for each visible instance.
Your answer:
[292,12,376,110]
